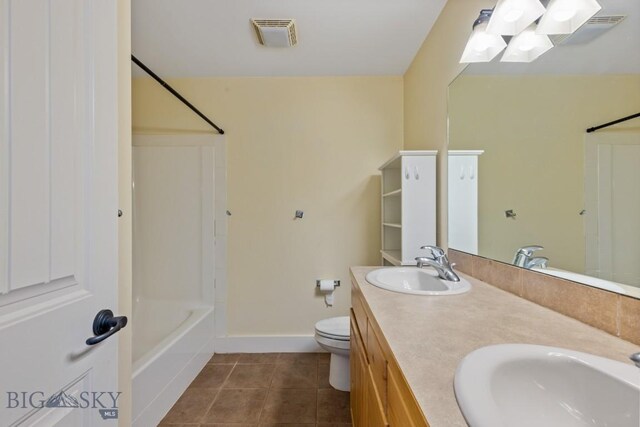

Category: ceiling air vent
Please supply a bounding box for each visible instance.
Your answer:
[551,15,626,46]
[251,19,297,48]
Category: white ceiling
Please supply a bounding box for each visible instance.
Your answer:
[132,0,447,77]
[465,0,640,75]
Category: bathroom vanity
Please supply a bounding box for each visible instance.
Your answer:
[351,270,428,427]
[349,266,638,426]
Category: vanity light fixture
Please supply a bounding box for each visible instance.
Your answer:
[460,9,507,63]
[536,0,602,34]
[486,0,547,35]
[501,23,553,62]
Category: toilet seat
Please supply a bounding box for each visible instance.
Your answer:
[315,316,350,341]
[316,331,349,341]
[315,333,350,350]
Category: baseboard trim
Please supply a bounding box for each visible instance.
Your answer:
[214,335,323,353]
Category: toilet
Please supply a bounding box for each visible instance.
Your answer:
[314,316,350,391]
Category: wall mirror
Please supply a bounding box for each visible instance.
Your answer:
[447,0,640,298]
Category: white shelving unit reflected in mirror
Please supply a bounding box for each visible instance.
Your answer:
[448,150,483,255]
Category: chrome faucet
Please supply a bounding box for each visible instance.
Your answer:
[513,245,547,269]
[630,353,640,368]
[525,256,549,269]
[415,245,460,282]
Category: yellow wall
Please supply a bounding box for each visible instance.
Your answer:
[132,77,403,335]
[449,74,640,272]
[403,0,493,246]
[117,0,132,424]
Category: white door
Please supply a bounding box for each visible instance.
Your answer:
[0,0,120,425]
[585,132,640,286]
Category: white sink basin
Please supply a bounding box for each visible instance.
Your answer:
[365,267,471,295]
[454,344,640,427]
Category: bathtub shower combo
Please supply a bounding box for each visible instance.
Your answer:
[131,134,226,426]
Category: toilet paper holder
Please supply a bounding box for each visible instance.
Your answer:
[316,280,340,288]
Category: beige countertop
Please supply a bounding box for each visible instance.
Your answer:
[350,266,639,427]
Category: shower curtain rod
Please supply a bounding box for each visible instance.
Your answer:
[586,112,640,133]
[131,55,225,135]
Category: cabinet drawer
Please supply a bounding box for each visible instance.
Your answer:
[351,309,367,362]
[366,319,387,411]
[351,285,367,346]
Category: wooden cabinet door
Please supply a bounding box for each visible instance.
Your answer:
[367,319,388,410]
[350,321,357,417]
[365,365,389,427]
[350,319,360,426]
[351,313,368,427]
[388,361,430,427]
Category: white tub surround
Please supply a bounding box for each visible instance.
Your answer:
[131,134,227,425]
[132,305,214,426]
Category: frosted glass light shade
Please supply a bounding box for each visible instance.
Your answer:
[486,0,546,35]
[501,24,553,62]
[536,0,602,34]
[460,22,507,63]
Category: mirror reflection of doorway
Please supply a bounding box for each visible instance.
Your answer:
[585,131,640,287]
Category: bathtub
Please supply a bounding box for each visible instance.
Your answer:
[132,299,215,426]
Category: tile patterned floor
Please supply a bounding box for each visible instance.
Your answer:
[159,352,352,427]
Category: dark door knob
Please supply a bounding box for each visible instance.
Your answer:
[86,309,128,346]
